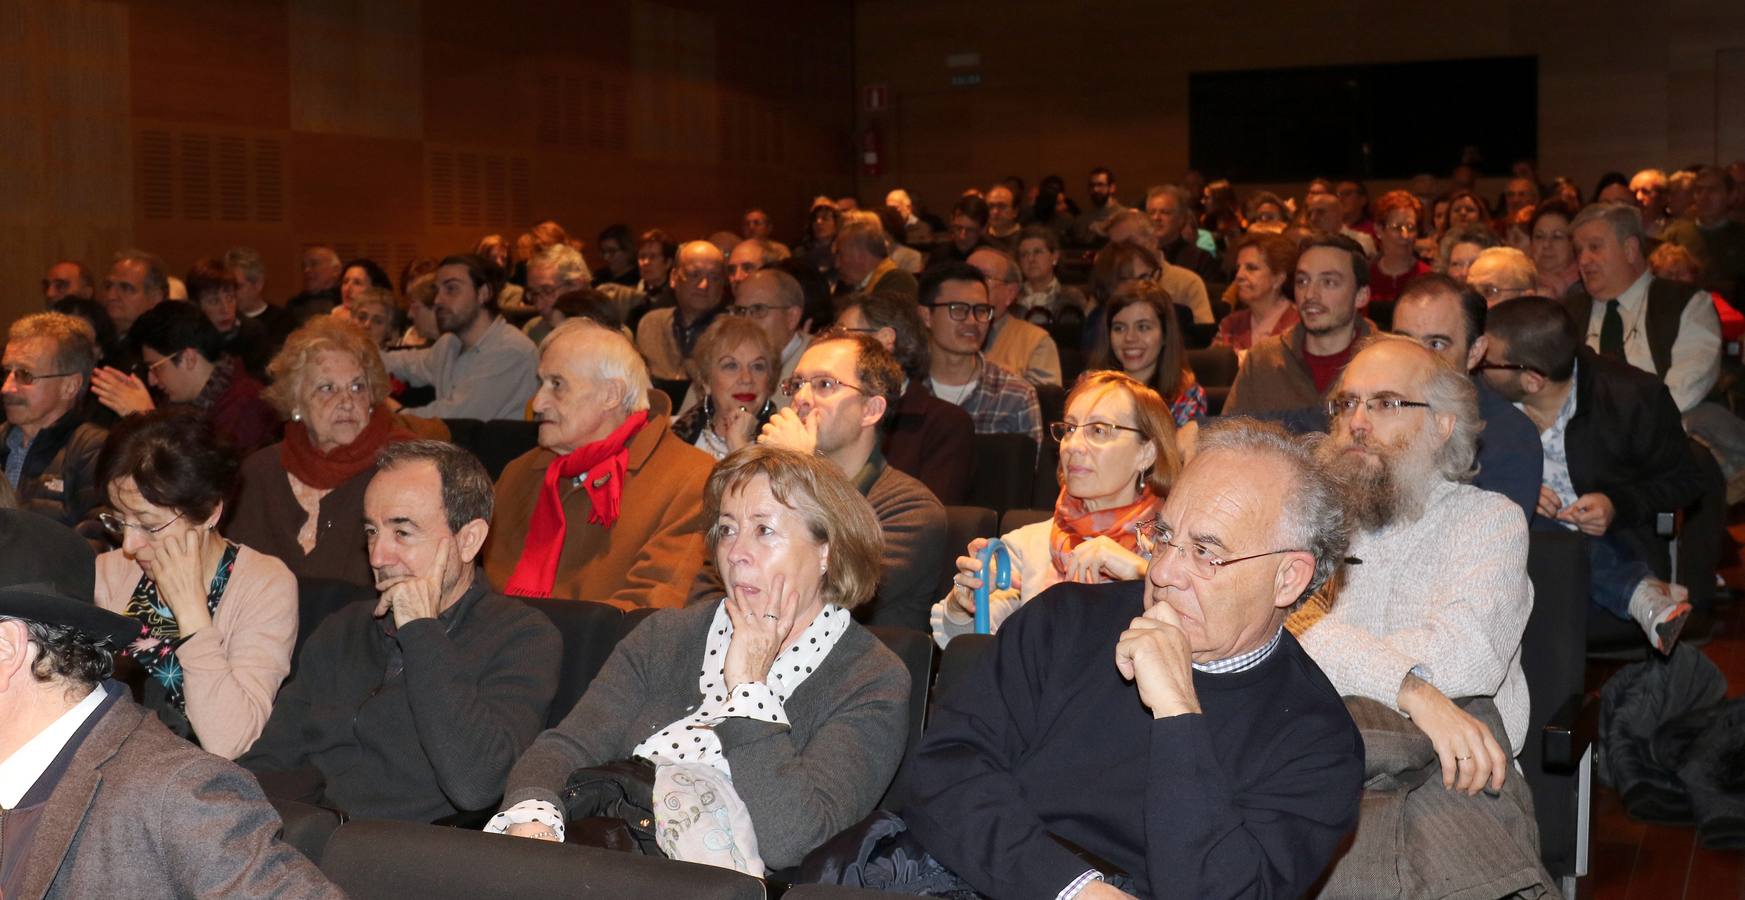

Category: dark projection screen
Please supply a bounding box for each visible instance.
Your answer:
[1188,56,1538,182]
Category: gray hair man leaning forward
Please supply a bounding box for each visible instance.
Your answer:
[1,313,108,530]
[874,419,1362,899]
[0,510,343,898]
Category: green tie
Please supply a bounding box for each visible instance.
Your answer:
[1599,299,1625,359]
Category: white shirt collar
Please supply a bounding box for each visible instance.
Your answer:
[1612,270,1653,309]
[0,684,106,808]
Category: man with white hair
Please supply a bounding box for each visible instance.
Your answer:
[485,320,713,609]
[523,243,593,345]
[288,245,342,322]
[1630,168,1672,238]
[635,240,727,382]
[1465,247,1538,307]
[1144,184,1220,283]
[886,188,934,247]
[834,219,918,301]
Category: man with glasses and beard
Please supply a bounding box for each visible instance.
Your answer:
[1296,335,1552,896]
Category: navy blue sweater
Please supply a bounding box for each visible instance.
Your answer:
[899,581,1363,900]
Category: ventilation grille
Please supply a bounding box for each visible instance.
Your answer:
[427,147,531,230]
[137,127,285,223]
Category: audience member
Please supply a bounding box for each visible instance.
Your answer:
[93,409,294,759]
[725,267,808,400]
[1104,209,1215,324]
[1092,281,1205,424]
[1568,202,1721,413]
[42,260,95,305]
[239,440,560,821]
[1389,275,1543,521]
[383,253,540,420]
[287,245,342,323]
[1,313,107,530]
[0,511,343,898]
[1305,191,1378,257]
[671,315,778,460]
[222,246,296,348]
[523,243,592,345]
[932,371,1176,646]
[727,237,788,289]
[758,333,946,629]
[592,224,639,287]
[740,207,772,242]
[230,316,424,586]
[92,301,280,454]
[836,291,975,505]
[345,286,403,351]
[1366,190,1432,320]
[338,258,393,312]
[1069,165,1125,245]
[634,227,679,315]
[873,418,1361,899]
[1146,184,1221,283]
[916,263,1042,444]
[1014,225,1087,324]
[834,217,918,300]
[1466,246,1539,307]
[100,248,169,370]
[1481,297,1704,651]
[969,246,1062,387]
[982,184,1022,254]
[942,194,990,262]
[1525,201,1582,299]
[1438,224,1500,282]
[1630,168,1672,237]
[1225,233,1374,414]
[185,256,272,378]
[798,197,842,275]
[887,188,935,247]
[636,240,727,383]
[1214,231,1300,352]
[1446,188,1488,231]
[486,320,711,608]
[490,446,909,875]
[1662,165,1745,299]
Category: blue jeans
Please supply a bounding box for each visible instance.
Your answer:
[1532,519,1651,620]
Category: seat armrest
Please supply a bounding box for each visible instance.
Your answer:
[1541,694,1598,771]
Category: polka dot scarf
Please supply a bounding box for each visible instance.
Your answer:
[631,600,847,776]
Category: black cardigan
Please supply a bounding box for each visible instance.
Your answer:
[1564,348,1705,531]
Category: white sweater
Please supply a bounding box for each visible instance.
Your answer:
[1299,478,1534,754]
[929,520,1061,648]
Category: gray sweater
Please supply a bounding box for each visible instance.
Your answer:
[500,599,911,869]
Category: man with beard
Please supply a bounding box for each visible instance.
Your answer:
[1069,166,1126,246]
[1300,335,1532,783]
[1226,234,1376,414]
[384,253,539,420]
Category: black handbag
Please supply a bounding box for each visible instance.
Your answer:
[559,758,662,856]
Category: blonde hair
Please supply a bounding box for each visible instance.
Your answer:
[1064,370,1181,496]
[703,446,884,611]
[262,316,392,419]
[686,315,781,388]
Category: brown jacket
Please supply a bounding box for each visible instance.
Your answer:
[5,686,341,899]
[1224,318,1376,415]
[483,391,712,609]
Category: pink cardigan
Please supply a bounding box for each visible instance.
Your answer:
[95,543,297,759]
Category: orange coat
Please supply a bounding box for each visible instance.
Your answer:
[483,392,713,609]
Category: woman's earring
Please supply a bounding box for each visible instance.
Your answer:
[292,410,302,422]
[702,395,715,420]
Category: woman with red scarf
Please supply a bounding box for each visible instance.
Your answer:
[229,317,440,587]
[930,371,1181,647]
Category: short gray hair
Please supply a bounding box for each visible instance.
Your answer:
[1471,247,1537,290]
[224,246,265,284]
[1195,418,1349,608]
[1571,201,1646,254]
[541,318,651,415]
[8,313,98,384]
[375,440,494,533]
[531,243,592,289]
[1145,184,1194,211]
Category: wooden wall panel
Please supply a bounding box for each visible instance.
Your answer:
[129,0,290,130]
[288,0,422,139]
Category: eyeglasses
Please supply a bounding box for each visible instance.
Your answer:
[729,303,790,320]
[98,511,183,538]
[1135,519,1306,579]
[1469,282,1516,300]
[1049,420,1144,446]
[924,301,994,322]
[1381,221,1416,236]
[780,375,870,398]
[1324,395,1432,418]
[145,355,177,374]
[1,366,77,387]
[1471,360,1544,377]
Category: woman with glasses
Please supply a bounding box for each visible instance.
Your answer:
[1529,200,1582,299]
[1366,191,1432,326]
[930,371,1179,647]
[93,408,296,759]
[1092,282,1206,425]
[671,316,780,460]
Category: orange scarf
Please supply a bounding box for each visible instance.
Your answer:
[1048,487,1163,576]
[504,410,648,598]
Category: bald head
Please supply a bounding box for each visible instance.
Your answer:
[673,241,726,316]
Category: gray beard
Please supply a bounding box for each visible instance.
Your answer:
[1325,442,1436,532]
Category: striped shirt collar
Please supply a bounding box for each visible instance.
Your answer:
[1191,626,1283,674]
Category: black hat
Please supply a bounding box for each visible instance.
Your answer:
[0,510,137,647]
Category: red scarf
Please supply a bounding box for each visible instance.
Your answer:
[281,405,414,490]
[1048,486,1163,576]
[505,410,649,598]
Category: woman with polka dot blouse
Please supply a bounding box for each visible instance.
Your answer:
[486,445,910,875]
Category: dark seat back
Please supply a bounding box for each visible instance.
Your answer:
[1035,383,1066,431]
[941,506,998,598]
[272,798,345,864]
[318,819,766,900]
[999,508,1051,535]
[292,578,375,680]
[440,418,542,480]
[1186,346,1240,388]
[520,597,631,728]
[932,633,995,714]
[966,433,1039,516]
[651,377,692,411]
[1521,529,1592,877]
[867,626,936,753]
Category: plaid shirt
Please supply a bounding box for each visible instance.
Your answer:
[930,355,1042,445]
[1192,626,1284,674]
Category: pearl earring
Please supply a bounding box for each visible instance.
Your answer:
[292,410,303,422]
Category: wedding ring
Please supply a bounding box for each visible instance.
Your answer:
[1456,755,1472,761]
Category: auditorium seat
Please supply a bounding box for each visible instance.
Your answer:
[931,633,994,718]
[940,505,998,599]
[1035,383,1066,432]
[272,798,345,864]
[291,578,374,680]
[520,597,632,728]
[440,418,542,480]
[966,433,1038,515]
[999,508,1051,535]
[1186,346,1240,389]
[867,626,935,755]
[318,819,767,900]
[1520,529,1596,895]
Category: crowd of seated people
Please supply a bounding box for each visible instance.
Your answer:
[6,155,1745,899]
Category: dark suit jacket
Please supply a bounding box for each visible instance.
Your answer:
[10,685,341,899]
[1565,348,1705,531]
[0,408,106,530]
[884,380,975,505]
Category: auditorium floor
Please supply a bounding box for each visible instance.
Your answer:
[1585,522,1745,899]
